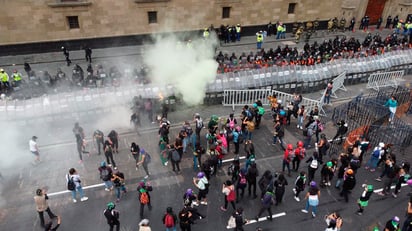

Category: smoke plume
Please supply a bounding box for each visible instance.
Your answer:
[143,34,218,105]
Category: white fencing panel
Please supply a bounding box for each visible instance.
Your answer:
[367,70,405,91]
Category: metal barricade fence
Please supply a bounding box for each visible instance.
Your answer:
[366,70,405,91]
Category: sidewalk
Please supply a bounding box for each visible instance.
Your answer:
[0,28,394,68]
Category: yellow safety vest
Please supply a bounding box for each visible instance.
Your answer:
[0,73,9,82]
[397,22,402,29]
[203,31,209,38]
[257,34,263,42]
[13,73,22,81]
[236,26,241,33]
[277,25,283,32]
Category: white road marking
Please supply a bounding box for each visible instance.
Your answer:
[222,156,246,164]
[226,212,286,229]
[373,183,408,193]
[48,183,105,197]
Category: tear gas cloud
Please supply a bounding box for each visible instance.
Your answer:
[143,34,219,105]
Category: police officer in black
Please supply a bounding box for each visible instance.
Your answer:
[61,46,71,66]
[84,46,92,63]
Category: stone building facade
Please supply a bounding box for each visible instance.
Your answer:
[0,0,410,45]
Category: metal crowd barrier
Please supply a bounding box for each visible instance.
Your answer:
[223,89,325,116]
[1,49,412,121]
[366,70,405,91]
[209,49,412,93]
[0,84,176,120]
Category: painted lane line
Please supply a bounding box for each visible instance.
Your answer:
[48,183,105,197]
[226,212,286,229]
[222,156,246,164]
[373,183,408,193]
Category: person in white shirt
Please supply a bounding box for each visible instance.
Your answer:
[29,136,40,164]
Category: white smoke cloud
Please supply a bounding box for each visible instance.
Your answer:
[143,34,218,105]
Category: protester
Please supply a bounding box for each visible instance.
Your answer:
[301,181,320,218]
[103,202,120,231]
[137,181,153,219]
[29,136,41,164]
[67,168,88,203]
[34,188,57,228]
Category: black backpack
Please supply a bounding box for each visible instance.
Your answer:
[67,176,75,191]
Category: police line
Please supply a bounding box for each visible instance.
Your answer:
[207,49,412,93]
[0,49,412,119]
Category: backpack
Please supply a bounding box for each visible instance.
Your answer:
[140,191,149,204]
[165,214,175,228]
[239,174,247,185]
[247,121,255,131]
[310,159,318,169]
[317,121,324,132]
[196,119,204,129]
[172,150,181,162]
[100,168,111,181]
[67,176,75,191]
[257,106,265,115]
[295,148,305,160]
[262,191,274,204]
[227,188,236,201]
[372,149,381,158]
[228,118,235,129]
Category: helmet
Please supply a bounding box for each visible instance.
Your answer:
[253,103,257,108]
[310,181,317,187]
[326,161,333,167]
[287,144,293,150]
[140,148,145,154]
[297,141,304,148]
[197,172,205,178]
[235,126,241,132]
[0,68,3,72]
[107,202,115,210]
[100,161,106,167]
[279,110,286,116]
[367,185,373,191]
[186,188,193,195]
[407,179,412,186]
[277,100,282,104]
[379,142,385,148]
[346,169,353,175]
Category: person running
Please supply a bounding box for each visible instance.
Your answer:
[67,168,88,203]
[29,136,41,164]
[103,202,120,231]
[34,188,57,228]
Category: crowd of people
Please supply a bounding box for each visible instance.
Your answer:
[216,31,411,73]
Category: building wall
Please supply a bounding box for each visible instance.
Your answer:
[0,0,409,46]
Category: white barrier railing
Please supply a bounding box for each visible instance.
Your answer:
[366,70,405,91]
[331,71,347,98]
[223,89,326,116]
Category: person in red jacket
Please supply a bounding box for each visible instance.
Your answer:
[282,144,294,176]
